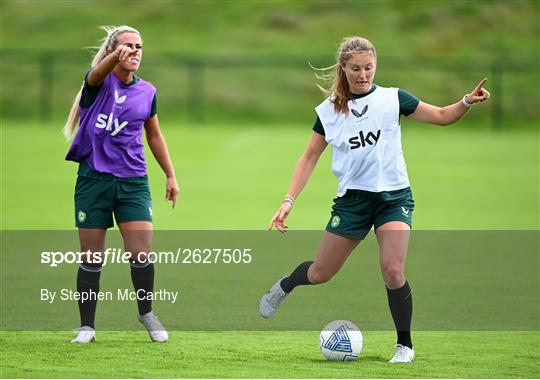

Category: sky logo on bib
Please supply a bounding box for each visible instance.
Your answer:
[114,90,126,104]
[348,130,381,150]
[95,113,128,136]
[351,104,368,118]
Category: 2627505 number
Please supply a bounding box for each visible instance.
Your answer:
[180,248,252,264]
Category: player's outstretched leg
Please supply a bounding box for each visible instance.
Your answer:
[260,231,360,318]
[259,276,288,318]
[259,261,315,318]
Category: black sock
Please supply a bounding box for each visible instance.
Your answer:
[76,262,102,329]
[386,280,413,349]
[280,261,314,293]
[130,261,154,316]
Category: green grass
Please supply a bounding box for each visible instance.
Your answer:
[1,122,538,229]
[1,122,538,378]
[1,331,538,378]
[4,2,538,59]
[1,4,539,377]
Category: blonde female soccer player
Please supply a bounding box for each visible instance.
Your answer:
[260,36,490,362]
[64,26,179,343]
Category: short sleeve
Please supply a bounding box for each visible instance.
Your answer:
[150,94,157,117]
[80,68,103,109]
[398,88,420,117]
[312,116,325,136]
[79,68,103,108]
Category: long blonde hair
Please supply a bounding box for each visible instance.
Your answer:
[313,36,377,115]
[63,25,140,139]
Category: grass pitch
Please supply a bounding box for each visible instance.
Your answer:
[1,331,538,378]
[1,123,538,229]
[1,122,538,378]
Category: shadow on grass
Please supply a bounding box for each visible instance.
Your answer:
[307,354,388,364]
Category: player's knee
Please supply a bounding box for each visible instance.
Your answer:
[79,250,104,264]
[382,266,404,289]
[308,267,333,284]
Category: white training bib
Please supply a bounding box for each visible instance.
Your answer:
[316,86,410,196]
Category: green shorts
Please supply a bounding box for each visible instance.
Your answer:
[74,163,153,229]
[325,187,415,240]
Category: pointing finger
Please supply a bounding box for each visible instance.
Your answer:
[118,47,126,61]
[474,78,488,94]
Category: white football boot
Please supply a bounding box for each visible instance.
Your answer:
[138,311,168,342]
[259,277,289,318]
[389,344,415,363]
[71,326,96,344]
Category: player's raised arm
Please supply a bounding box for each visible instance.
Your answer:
[466,78,491,104]
[408,78,491,126]
[87,44,139,87]
[269,132,327,232]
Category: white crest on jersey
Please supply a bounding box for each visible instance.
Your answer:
[114,90,127,104]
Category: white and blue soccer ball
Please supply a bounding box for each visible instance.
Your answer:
[319,320,363,361]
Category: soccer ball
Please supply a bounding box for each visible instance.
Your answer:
[319,320,363,361]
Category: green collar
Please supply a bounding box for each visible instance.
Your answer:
[124,75,139,86]
[113,72,139,86]
[351,84,377,99]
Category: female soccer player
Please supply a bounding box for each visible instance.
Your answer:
[260,36,490,362]
[64,26,179,343]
